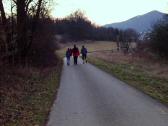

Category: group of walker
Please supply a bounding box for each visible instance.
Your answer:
[66,45,88,66]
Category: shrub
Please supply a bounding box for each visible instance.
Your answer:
[149,15,168,58]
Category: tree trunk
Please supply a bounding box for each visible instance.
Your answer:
[16,0,27,61]
[0,0,7,31]
[0,0,11,64]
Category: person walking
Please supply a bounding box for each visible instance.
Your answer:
[81,45,88,64]
[66,48,71,66]
[72,45,80,65]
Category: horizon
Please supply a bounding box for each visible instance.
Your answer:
[3,0,168,25]
[50,0,168,25]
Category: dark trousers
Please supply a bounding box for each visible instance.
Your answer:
[82,54,87,60]
[74,56,78,65]
[82,54,87,63]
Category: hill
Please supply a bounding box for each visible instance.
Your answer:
[104,11,165,33]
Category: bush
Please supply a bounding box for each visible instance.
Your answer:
[25,18,59,67]
[149,15,168,57]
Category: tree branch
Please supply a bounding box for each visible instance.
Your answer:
[12,0,16,4]
[26,0,43,54]
[25,0,33,13]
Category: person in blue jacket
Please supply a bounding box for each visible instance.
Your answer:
[66,48,71,66]
[81,45,88,64]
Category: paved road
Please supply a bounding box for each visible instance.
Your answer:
[47,58,168,126]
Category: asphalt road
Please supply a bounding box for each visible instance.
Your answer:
[47,58,168,126]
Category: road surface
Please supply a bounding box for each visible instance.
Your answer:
[47,58,168,126]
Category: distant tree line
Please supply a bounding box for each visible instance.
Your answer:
[53,10,139,43]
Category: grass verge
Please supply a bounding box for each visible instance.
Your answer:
[88,57,168,105]
[0,59,63,126]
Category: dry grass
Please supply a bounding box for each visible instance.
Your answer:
[57,40,137,54]
[57,41,117,57]
[82,41,117,52]
[91,51,168,80]
[0,59,63,126]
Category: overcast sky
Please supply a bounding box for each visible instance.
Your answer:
[51,0,168,25]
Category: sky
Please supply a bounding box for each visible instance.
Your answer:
[3,0,168,25]
[50,0,168,25]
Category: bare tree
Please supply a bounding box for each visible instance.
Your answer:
[1,0,54,65]
[26,0,43,55]
[13,0,45,62]
[0,0,12,63]
[15,0,27,61]
[0,0,7,32]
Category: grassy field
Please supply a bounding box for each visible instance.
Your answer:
[58,41,168,105]
[57,41,117,57]
[0,59,63,126]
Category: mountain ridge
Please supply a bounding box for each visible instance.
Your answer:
[104,11,165,33]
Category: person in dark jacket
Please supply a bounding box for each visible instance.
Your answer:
[66,48,71,66]
[69,48,72,56]
[81,45,88,64]
[72,45,80,65]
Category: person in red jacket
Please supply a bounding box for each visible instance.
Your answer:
[72,44,80,65]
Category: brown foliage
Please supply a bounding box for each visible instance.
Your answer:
[0,59,62,126]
